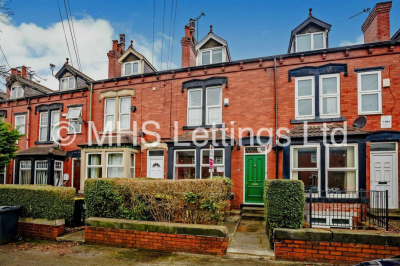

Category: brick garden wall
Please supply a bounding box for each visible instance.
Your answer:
[18,222,65,241]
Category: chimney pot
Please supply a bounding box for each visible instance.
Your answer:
[112,40,118,51]
[21,66,27,79]
[119,34,126,53]
[11,68,17,75]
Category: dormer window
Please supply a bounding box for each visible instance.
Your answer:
[60,77,76,91]
[10,86,24,99]
[296,32,325,53]
[201,48,223,65]
[123,61,141,76]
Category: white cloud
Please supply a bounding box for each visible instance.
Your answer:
[0,16,176,92]
[339,35,364,47]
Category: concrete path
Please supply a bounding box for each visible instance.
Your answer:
[227,219,274,257]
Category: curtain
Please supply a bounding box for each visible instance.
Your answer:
[107,154,123,177]
[36,170,48,185]
[20,170,31,184]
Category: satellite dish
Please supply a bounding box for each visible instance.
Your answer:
[353,116,367,128]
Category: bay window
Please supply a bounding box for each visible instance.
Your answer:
[35,161,48,185]
[106,152,124,178]
[295,77,315,119]
[358,71,382,115]
[130,154,135,178]
[87,154,102,178]
[201,149,225,179]
[291,145,320,194]
[54,161,63,186]
[19,161,31,184]
[320,74,340,118]
[174,150,196,179]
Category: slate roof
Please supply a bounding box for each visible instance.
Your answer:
[55,63,94,82]
[79,135,136,147]
[0,91,7,100]
[6,74,54,97]
[16,145,66,156]
[284,123,369,138]
[166,130,232,142]
[392,28,400,40]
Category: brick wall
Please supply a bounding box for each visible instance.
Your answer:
[85,225,228,256]
[18,222,65,241]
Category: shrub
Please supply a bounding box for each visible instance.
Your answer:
[264,180,305,247]
[0,185,75,221]
[85,177,232,225]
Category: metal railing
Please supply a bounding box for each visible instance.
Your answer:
[305,190,389,231]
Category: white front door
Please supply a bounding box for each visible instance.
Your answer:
[148,158,164,178]
[371,153,398,209]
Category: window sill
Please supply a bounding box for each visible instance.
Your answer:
[183,124,226,130]
[98,130,132,134]
[34,141,56,145]
[67,133,82,135]
[358,112,382,116]
[291,117,346,124]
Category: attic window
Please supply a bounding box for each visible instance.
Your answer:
[60,77,76,91]
[296,32,325,52]
[10,86,24,99]
[200,48,222,65]
[123,61,141,76]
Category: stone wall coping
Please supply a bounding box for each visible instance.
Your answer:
[274,228,400,246]
[86,217,228,238]
[19,217,65,226]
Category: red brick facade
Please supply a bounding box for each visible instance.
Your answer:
[18,222,65,241]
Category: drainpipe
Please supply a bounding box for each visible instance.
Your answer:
[274,58,279,179]
[89,83,93,122]
[26,98,31,149]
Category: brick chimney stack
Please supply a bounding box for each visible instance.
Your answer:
[120,34,126,54]
[21,66,27,79]
[107,39,122,78]
[181,18,197,68]
[10,68,17,75]
[362,1,392,43]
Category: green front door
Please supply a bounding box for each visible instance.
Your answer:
[245,155,266,203]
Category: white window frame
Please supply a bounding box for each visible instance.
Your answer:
[50,110,60,141]
[10,86,24,99]
[295,76,315,119]
[200,148,225,178]
[118,97,131,131]
[290,144,321,196]
[39,112,48,142]
[54,161,64,187]
[122,61,141,76]
[106,152,124,178]
[86,153,102,179]
[104,98,116,131]
[60,77,76,91]
[67,107,82,134]
[206,86,222,125]
[130,153,135,178]
[34,160,48,185]
[358,71,382,115]
[15,115,25,135]
[325,143,358,197]
[199,47,223,66]
[173,149,196,180]
[319,74,340,118]
[19,161,31,185]
[295,32,326,52]
[187,88,203,126]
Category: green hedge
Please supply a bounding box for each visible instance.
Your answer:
[85,177,232,225]
[264,180,305,247]
[0,185,75,221]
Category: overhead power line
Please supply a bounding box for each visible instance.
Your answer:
[152,0,155,65]
[170,0,178,70]
[63,0,81,71]
[166,0,174,70]
[160,0,166,70]
[57,0,74,67]
[66,0,82,71]
[0,45,10,68]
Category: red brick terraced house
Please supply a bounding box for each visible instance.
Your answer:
[1,1,400,224]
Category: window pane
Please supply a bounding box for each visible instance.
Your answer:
[297,79,312,96]
[61,79,68,90]
[212,49,222,64]
[327,171,357,194]
[292,170,318,193]
[51,111,60,124]
[313,33,324,49]
[39,127,48,141]
[361,94,379,112]
[298,99,313,116]
[322,77,337,94]
[361,73,378,91]
[67,108,81,119]
[120,97,130,112]
[322,97,337,115]
[36,161,48,168]
[201,166,224,179]
[88,168,102,178]
[36,170,48,185]
[124,63,132,75]
[133,62,139,73]
[189,90,202,107]
[40,112,48,125]
[175,150,195,165]
[149,150,164,156]
[175,167,195,179]
[107,167,124,178]
[297,34,311,52]
[188,108,202,126]
[88,154,101,166]
[293,147,317,168]
[202,149,224,164]
[130,154,135,167]
[54,170,63,186]
[21,161,31,169]
[329,146,355,168]
[370,143,396,152]
[68,78,75,89]
[20,170,31,184]
[207,87,221,106]
[207,107,222,124]
[108,153,123,166]
[202,51,210,65]
[119,114,130,129]
[105,99,116,114]
[105,115,114,129]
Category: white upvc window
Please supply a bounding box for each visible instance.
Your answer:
[50,110,60,141]
[130,154,135,178]
[200,148,225,179]
[35,160,48,185]
[187,89,202,126]
[320,74,340,118]
[87,153,102,179]
[200,48,223,65]
[358,71,382,115]
[119,97,131,130]
[123,61,141,76]
[174,150,196,179]
[60,77,76,91]
[295,76,315,119]
[326,144,358,196]
[10,86,24,99]
[54,161,63,187]
[67,107,82,134]
[106,152,124,178]
[39,112,49,141]
[15,115,25,135]
[206,87,222,125]
[296,32,325,53]
[19,161,31,184]
[104,98,116,131]
[290,145,320,195]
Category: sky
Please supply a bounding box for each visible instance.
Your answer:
[0,0,399,91]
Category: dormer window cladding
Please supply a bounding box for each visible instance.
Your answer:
[60,77,75,91]
[296,32,325,52]
[123,61,141,76]
[10,86,24,99]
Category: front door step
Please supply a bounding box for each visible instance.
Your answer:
[241,213,264,221]
[241,207,264,215]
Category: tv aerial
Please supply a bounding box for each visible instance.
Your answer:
[349,8,370,19]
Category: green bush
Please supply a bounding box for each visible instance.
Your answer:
[264,180,305,247]
[0,185,75,221]
[85,177,232,225]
